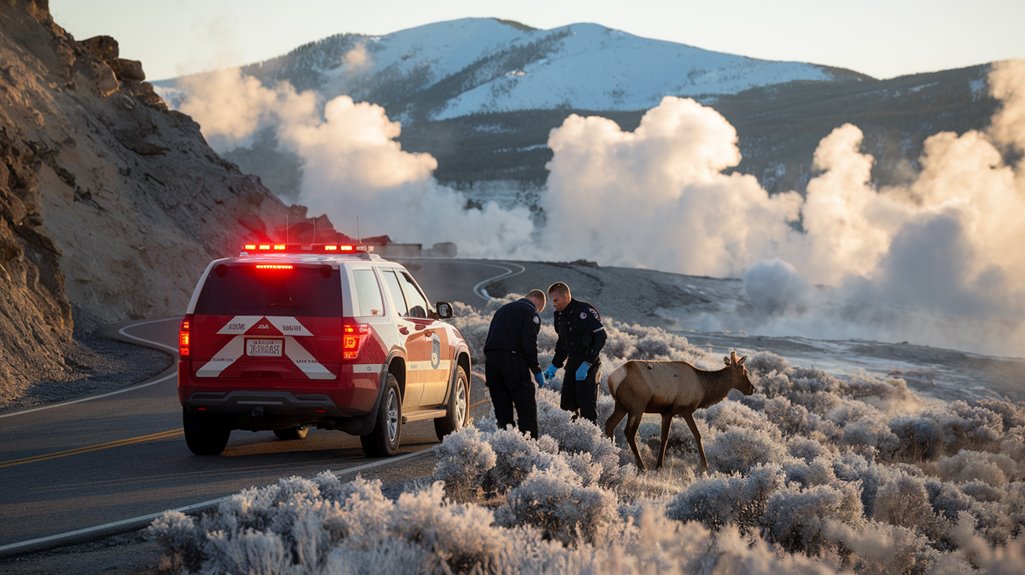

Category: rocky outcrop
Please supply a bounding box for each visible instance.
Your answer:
[0,0,346,404]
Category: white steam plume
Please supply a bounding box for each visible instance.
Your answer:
[176,69,536,256]
[541,63,1025,356]
[541,97,803,277]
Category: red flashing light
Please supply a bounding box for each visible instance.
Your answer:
[342,321,370,360]
[255,264,294,270]
[179,318,191,357]
[241,242,373,254]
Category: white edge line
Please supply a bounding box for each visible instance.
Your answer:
[0,449,433,557]
[0,319,180,420]
[117,317,180,354]
[472,262,525,301]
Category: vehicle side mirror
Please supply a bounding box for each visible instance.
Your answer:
[435,301,453,319]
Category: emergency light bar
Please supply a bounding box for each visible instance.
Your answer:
[242,243,373,254]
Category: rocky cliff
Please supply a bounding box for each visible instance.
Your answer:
[0,0,342,403]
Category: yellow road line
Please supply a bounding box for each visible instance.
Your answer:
[0,428,183,469]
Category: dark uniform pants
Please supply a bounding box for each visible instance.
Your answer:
[561,359,598,423]
[484,351,538,438]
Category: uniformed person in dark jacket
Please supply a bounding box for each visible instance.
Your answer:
[543,282,606,423]
[483,289,548,438]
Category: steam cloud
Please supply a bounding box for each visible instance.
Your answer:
[177,68,536,256]
[543,60,1025,356]
[176,60,1025,356]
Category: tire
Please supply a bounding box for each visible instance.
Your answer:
[434,366,469,440]
[183,409,230,455]
[273,426,309,440]
[360,374,402,457]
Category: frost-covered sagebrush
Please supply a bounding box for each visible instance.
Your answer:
[150,308,1025,574]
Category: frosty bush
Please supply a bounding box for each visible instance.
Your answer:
[704,426,786,474]
[872,470,947,541]
[388,482,506,572]
[202,529,290,575]
[788,435,831,462]
[482,427,562,494]
[763,482,864,554]
[762,395,816,437]
[666,464,783,530]
[146,511,204,573]
[936,449,1018,487]
[844,371,918,409]
[535,388,627,486]
[826,519,938,575]
[842,415,900,458]
[700,400,782,442]
[432,426,497,499]
[889,413,945,460]
[783,456,839,489]
[496,465,619,545]
[976,398,1025,431]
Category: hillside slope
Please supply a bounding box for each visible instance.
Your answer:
[0,0,341,403]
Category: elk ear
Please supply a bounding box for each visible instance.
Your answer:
[739,355,747,365]
[723,356,730,366]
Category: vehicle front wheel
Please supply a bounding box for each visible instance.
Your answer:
[360,374,402,457]
[183,409,230,455]
[273,426,309,440]
[434,366,469,440]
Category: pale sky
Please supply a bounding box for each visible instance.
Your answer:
[50,0,1025,81]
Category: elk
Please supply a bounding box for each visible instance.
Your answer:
[604,351,754,471]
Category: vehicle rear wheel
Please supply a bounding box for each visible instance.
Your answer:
[183,409,230,455]
[360,374,402,457]
[434,366,469,440]
[273,426,309,440]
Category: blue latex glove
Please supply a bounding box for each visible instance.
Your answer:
[533,371,546,387]
[575,361,592,381]
[543,365,557,380]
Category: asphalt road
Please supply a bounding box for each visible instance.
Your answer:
[0,258,519,555]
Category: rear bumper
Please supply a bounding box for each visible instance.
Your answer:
[182,389,375,432]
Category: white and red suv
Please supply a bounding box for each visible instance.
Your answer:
[177,243,471,457]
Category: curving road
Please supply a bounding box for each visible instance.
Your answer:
[0,258,522,555]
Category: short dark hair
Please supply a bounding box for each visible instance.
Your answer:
[547,282,570,297]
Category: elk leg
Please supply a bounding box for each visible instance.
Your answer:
[624,411,645,471]
[605,404,627,438]
[656,413,674,470]
[682,412,707,472]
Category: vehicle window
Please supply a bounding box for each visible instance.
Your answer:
[380,270,408,316]
[353,269,384,317]
[398,272,429,319]
[194,264,342,316]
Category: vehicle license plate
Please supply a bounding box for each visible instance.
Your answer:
[247,338,283,357]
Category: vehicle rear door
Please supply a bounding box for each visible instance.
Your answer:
[188,262,343,386]
[395,270,452,406]
[379,268,438,408]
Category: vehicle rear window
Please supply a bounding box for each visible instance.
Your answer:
[194,264,342,317]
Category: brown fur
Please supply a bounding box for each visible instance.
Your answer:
[604,351,754,471]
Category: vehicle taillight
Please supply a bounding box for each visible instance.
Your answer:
[179,317,191,357]
[342,321,369,360]
[255,264,294,270]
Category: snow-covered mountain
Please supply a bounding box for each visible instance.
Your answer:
[237,18,867,122]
